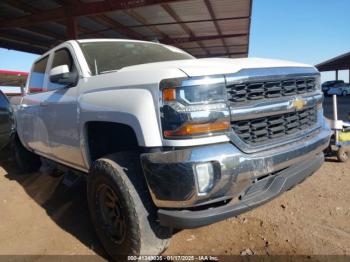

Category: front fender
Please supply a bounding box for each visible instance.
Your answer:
[78,88,162,147]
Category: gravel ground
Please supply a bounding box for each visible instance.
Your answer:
[0,96,349,258]
[165,158,350,256]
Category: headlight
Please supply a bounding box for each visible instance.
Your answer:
[160,76,230,139]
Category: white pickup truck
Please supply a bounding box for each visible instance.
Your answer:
[8,39,330,259]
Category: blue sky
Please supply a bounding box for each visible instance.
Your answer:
[0,0,349,82]
[250,0,350,82]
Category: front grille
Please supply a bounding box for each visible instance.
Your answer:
[231,106,318,144]
[227,78,316,103]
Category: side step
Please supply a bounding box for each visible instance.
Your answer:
[40,157,86,188]
[62,171,84,188]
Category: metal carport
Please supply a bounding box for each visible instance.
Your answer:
[316,51,350,81]
[0,0,252,58]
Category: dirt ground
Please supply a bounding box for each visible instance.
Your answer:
[0,96,349,258]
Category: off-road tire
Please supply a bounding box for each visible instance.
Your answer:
[337,147,349,162]
[12,135,41,173]
[87,152,172,260]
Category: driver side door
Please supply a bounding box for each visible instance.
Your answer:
[40,47,85,170]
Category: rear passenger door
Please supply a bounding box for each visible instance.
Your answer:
[17,56,52,155]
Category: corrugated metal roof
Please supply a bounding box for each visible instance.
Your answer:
[316,52,350,72]
[0,0,252,58]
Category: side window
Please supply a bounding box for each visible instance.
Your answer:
[47,48,75,91]
[28,56,49,93]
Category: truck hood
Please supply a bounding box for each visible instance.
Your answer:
[118,57,315,77]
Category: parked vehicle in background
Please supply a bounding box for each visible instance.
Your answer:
[327,83,350,96]
[8,39,331,260]
[322,80,344,95]
[0,90,14,150]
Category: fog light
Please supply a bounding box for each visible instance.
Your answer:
[195,162,214,194]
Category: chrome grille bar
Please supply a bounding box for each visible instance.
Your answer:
[227,78,316,103]
[231,106,318,144]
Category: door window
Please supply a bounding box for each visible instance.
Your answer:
[47,48,75,91]
[28,56,49,93]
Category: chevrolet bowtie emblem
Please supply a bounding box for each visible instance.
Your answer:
[292,97,306,110]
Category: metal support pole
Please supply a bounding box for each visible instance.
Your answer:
[66,17,77,40]
[20,85,25,96]
[333,94,339,142]
[19,77,25,96]
[335,70,339,80]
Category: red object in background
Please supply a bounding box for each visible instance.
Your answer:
[0,69,29,96]
[0,69,28,85]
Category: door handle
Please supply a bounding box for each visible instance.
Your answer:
[19,104,28,110]
[40,102,49,107]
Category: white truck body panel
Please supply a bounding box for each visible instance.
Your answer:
[12,39,319,172]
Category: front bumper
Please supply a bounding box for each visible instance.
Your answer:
[158,154,323,228]
[140,124,330,228]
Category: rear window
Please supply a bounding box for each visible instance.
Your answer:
[28,56,49,93]
[79,41,194,75]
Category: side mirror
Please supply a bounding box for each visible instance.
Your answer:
[49,65,78,86]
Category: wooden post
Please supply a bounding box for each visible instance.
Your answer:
[66,17,77,40]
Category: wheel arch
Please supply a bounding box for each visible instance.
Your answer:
[78,88,163,168]
[82,121,142,167]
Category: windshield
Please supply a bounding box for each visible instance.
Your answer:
[79,41,194,75]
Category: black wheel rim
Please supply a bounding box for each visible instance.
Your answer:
[96,184,126,244]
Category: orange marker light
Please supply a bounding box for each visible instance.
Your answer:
[164,120,230,137]
[163,88,176,101]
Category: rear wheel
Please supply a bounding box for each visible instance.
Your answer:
[12,135,41,173]
[87,152,172,260]
[342,90,347,96]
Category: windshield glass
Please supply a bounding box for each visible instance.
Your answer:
[79,41,194,75]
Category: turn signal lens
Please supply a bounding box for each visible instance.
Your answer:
[164,120,230,137]
[163,88,176,101]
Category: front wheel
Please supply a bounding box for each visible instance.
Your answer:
[342,90,347,96]
[87,152,172,260]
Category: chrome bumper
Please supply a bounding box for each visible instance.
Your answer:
[140,123,330,209]
[158,154,324,228]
